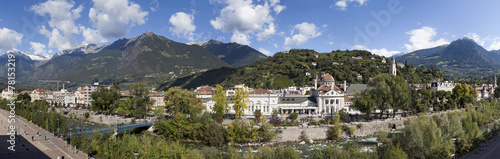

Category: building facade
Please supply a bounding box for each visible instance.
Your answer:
[196,73,351,117]
[29,88,48,102]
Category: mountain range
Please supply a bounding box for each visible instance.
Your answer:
[189,39,267,67]
[0,31,267,88]
[396,38,500,77]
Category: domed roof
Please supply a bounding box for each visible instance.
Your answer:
[321,74,334,81]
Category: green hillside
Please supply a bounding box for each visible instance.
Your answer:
[158,49,444,90]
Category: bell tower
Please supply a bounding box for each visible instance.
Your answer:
[389,57,396,76]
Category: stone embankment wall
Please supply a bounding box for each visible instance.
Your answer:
[273,117,407,142]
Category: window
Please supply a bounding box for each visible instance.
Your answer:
[282,99,285,101]
[286,99,290,101]
[291,99,295,101]
[325,100,328,104]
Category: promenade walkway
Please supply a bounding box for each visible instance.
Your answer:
[464,131,500,159]
[0,109,88,159]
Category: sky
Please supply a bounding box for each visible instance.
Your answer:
[1,0,500,57]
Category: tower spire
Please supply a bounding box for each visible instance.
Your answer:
[389,57,397,76]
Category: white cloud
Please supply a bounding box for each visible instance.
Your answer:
[169,12,196,41]
[256,23,275,41]
[47,29,74,51]
[210,0,283,45]
[465,33,484,46]
[273,5,286,14]
[490,40,500,50]
[328,41,335,45]
[231,31,250,45]
[89,0,148,38]
[79,26,108,44]
[283,22,321,49]
[464,33,500,51]
[29,42,47,55]
[404,26,449,52]
[273,43,278,48]
[258,47,271,56]
[353,45,399,57]
[0,27,23,52]
[150,0,159,12]
[31,0,83,51]
[332,0,368,10]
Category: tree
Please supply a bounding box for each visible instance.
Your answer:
[231,87,249,118]
[381,144,408,159]
[212,84,228,119]
[90,87,120,114]
[116,97,133,116]
[153,106,165,119]
[299,130,309,142]
[495,87,500,99]
[270,109,281,126]
[17,93,31,103]
[452,83,477,107]
[352,90,375,118]
[84,112,90,119]
[327,112,342,140]
[253,109,262,124]
[112,81,120,90]
[388,75,410,117]
[164,87,204,116]
[130,83,152,117]
[289,112,298,122]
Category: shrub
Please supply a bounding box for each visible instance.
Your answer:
[319,119,326,124]
[289,112,298,122]
[215,117,224,124]
[299,130,309,142]
[356,123,363,129]
[84,112,90,119]
[376,131,389,143]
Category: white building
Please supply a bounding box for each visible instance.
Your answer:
[431,81,455,92]
[196,73,351,117]
[29,88,48,102]
[312,74,346,115]
[1,88,17,101]
[74,82,110,107]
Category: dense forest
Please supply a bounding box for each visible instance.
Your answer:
[159,49,445,90]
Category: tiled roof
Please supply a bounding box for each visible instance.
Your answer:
[344,95,352,102]
[250,88,273,94]
[196,86,216,95]
[321,74,334,81]
[34,88,46,93]
[317,85,343,94]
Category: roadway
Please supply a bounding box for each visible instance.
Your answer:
[0,108,88,159]
[464,131,500,159]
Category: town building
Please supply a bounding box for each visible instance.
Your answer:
[1,88,17,101]
[195,73,352,117]
[29,88,48,102]
[149,91,165,108]
[430,81,455,92]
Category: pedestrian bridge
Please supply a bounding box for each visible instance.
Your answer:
[69,121,153,137]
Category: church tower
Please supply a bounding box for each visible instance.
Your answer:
[389,57,397,76]
[495,72,497,88]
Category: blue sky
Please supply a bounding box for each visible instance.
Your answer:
[1,0,500,57]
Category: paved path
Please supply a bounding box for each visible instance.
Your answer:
[464,131,500,159]
[0,109,88,159]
